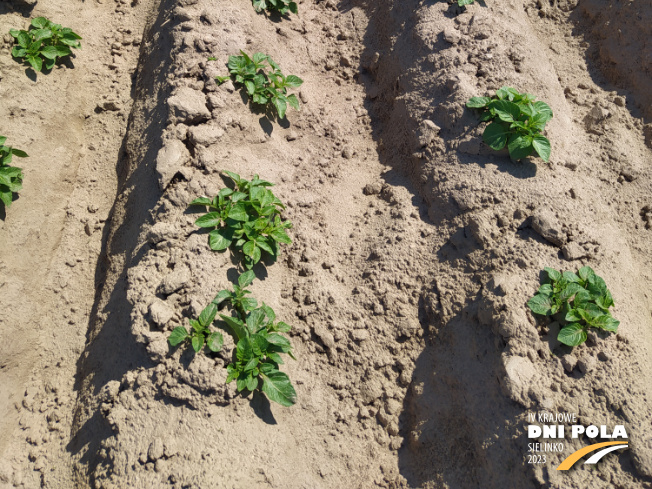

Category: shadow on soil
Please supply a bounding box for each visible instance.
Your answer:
[343,0,534,486]
[67,0,179,482]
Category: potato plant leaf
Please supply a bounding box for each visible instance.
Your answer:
[528,266,619,348]
[467,87,553,162]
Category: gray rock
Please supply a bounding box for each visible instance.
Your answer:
[168,87,211,124]
[149,299,174,327]
[363,183,382,195]
[156,140,190,191]
[158,268,190,296]
[443,27,461,44]
[501,356,537,406]
[417,120,441,148]
[589,105,609,121]
[562,241,588,260]
[578,355,596,374]
[188,124,225,147]
[561,354,577,372]
[148,438,165,461]
[531,209,567,247]
[313,324,335,350]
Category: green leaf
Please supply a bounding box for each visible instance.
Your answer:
[557,323,587,347]
[246,308,267,334]
[560,282,584,302]
[466,96,491,108]
[261,371,297,406]
[40,45,60,60]
[168,327,189,346]
[532,135,551,162]
[11,149,28,158]
[578,266,595,282]
[17,31,31,48]
[532,101,553,123]
[496,87,520,101]
[195,212,222,228]
[246,374,259,392]
[270,228,292,244]
[544,267,562,282]
[228,202,248,221]
[562,271,580,283]
[221,314,248,341]
[191,334,204,352]
[266,333,292,352]
[209,230,232,251]
[527,294,552,316]
[190,197,213,206]
[273,97,287,119]
[238,270,256,288]
[507,134,534,161]
[489,100,521,123]
[27,55,43,72]
[483,121,510,151]
[212,289,232,305]
[275,321,291,333]
[287,94,300,111]
[31,17,49,29]
[565,309,582,322]
[594,315,619,332]
[284,75,303,88]
[207,331,224,352]
[199,302,218,327]
[538,283,553,296]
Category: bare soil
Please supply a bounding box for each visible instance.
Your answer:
[0,0,651,488]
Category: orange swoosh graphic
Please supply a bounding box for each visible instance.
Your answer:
[556,441,628,470]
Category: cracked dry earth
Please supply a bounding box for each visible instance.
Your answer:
[0,0,651,488]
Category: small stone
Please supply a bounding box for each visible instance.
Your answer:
[531,209,567,247]
[156,140,191,191]
[342,147,353,159]
[561,354,577,372]
[158,268,190,296]
[313,324,335,350]
[385,398,401,415]
[168,87,211,124]
[417,120,441,148]
[387,422,400,436]
[577,355,596,374]
[443,27,461,44]
[613,96,625,107]
[589,105,609,121]
[351,329,369,342]
[363,183,382,195]
[562,241,589,261]
[148,438,164,461]
[149,300,174,327]
[286,131,299,141]
[188,124,225,147]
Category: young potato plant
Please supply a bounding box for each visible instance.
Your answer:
[252,0,298,16]
[458,0,474,6]
[10,17,82,73]
[466,87,553,162]
[191,171,292,269]
[0,136,28,210]
[216,51,302,119]
[528,266,619,347]
[169,271,297,406]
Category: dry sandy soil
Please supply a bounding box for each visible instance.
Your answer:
[0,0,651,488]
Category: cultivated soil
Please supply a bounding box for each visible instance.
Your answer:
[0,0,651,488]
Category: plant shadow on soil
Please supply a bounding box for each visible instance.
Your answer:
[66,0,183,476]
[343,0,534,485]
[0,1,35,16]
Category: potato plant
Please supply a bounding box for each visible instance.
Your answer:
[0,136,28,210]
[191,171,292,269]
[252,0,298,16]
[216,51,302,119]
[528,266,619,346]
[467,87,553,162]
[169,271,297,407]
[10,17,82,73]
